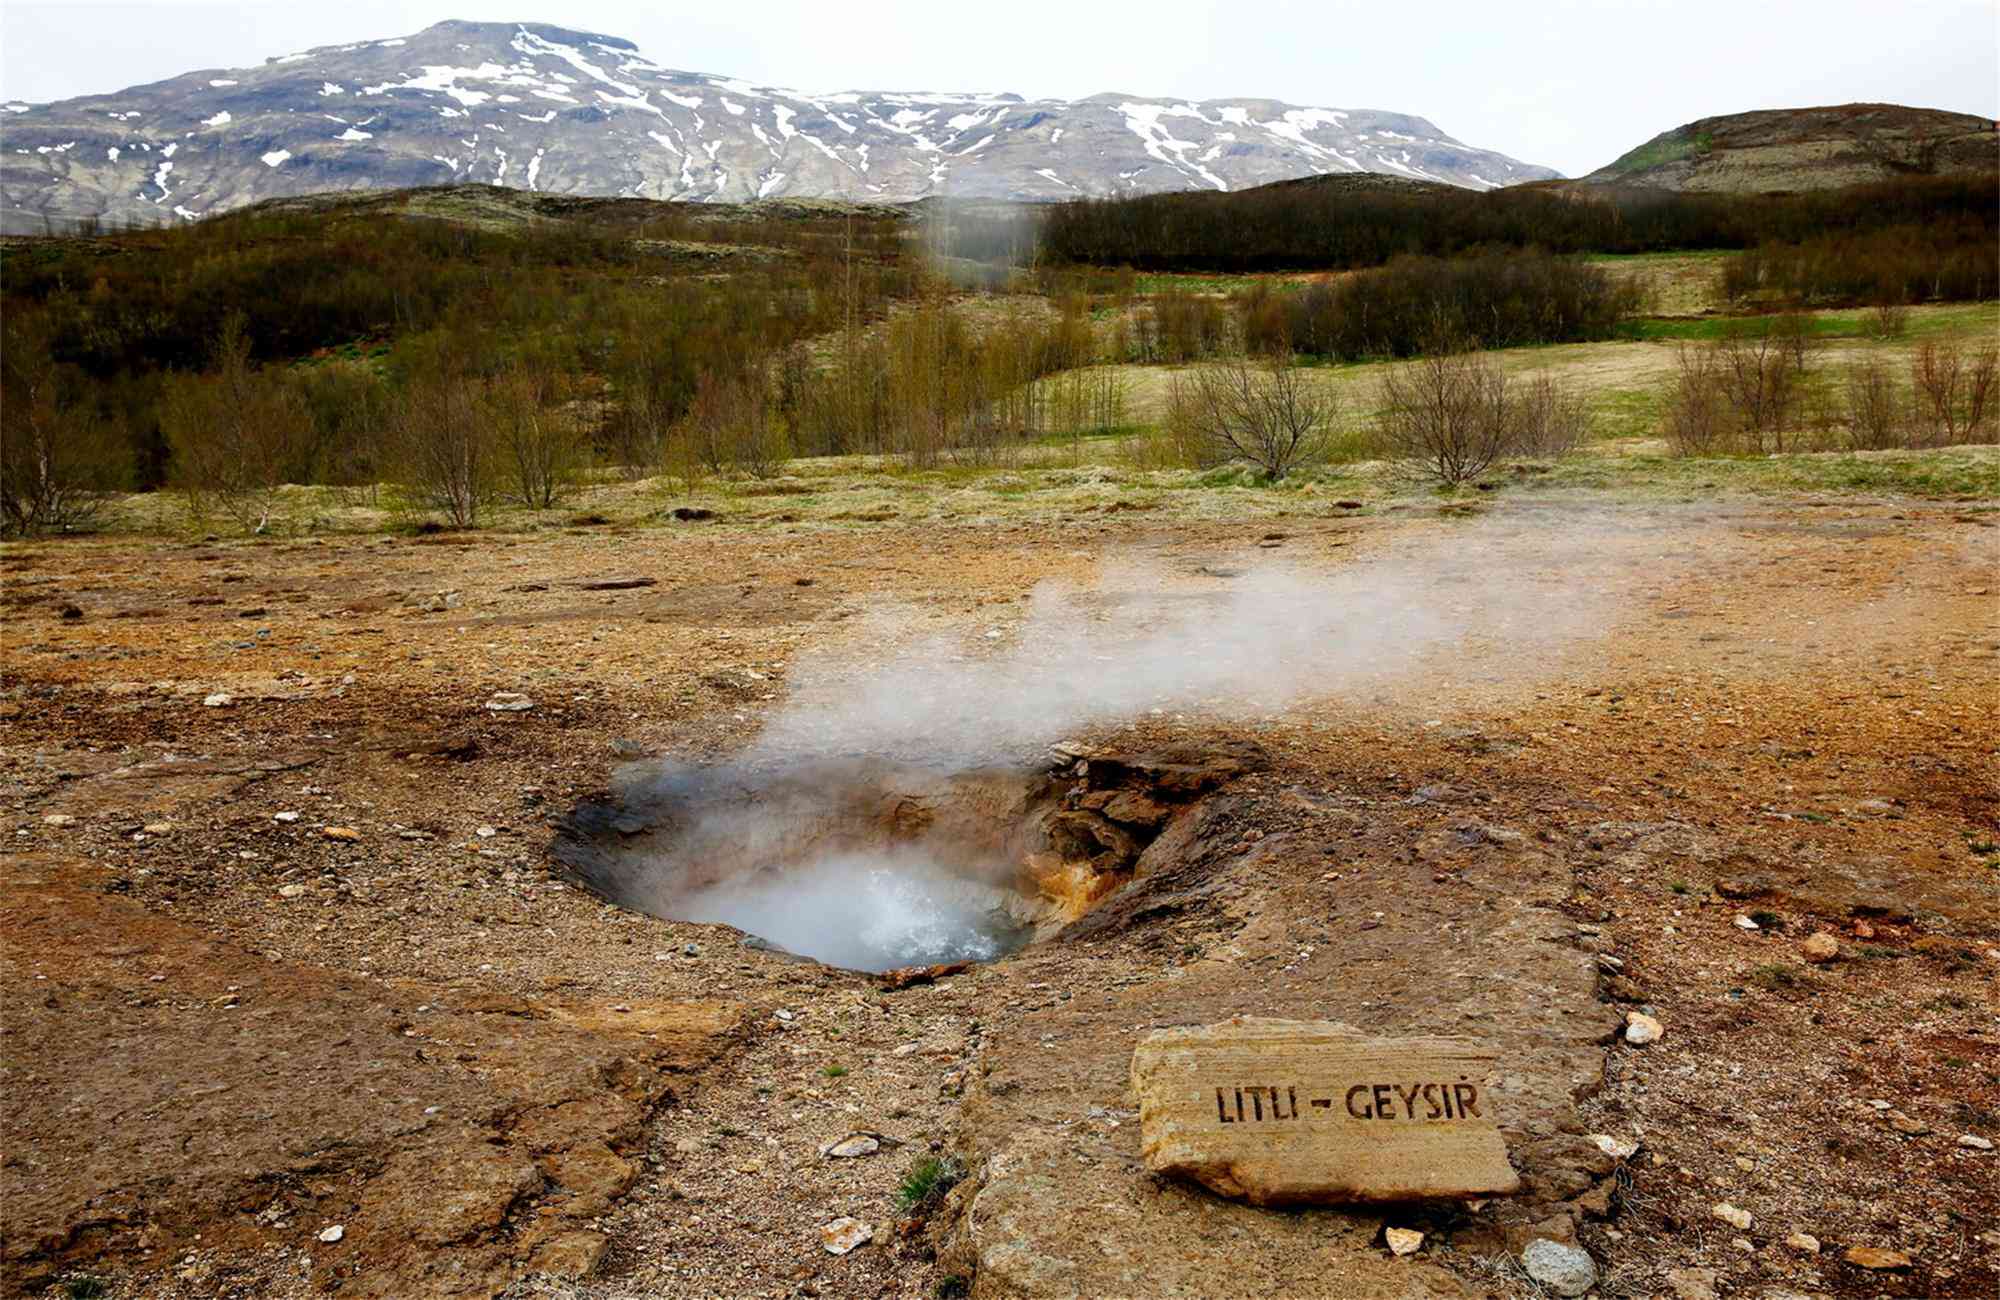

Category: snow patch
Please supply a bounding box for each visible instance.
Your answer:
[261,149,291,167]
[319,83,345,96]
[201,110,231,127]
[757,169,786,197]
[721,98,746,115]
[107,146,119,161]
[208,79,237,87]
[517,109,558,123]
[527,148,545,190]
[338,127,372,141]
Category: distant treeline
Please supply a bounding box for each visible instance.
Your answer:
[2,203,916,491]
[1036,174,1999,275]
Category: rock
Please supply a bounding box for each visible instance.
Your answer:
[1733,914,1761,931]
[318,1224,344,1243]
[1784,1232,1821,1253]
[1623,1012,1663,1046]
[819,1216,872,1255]
[528,1230,607,1280]
[1885,1111,1929,1136]
[278,884,307,899]
[1959,1133,1994,1150]
[274,811,301,823]
[574,577,657,590]
[59,603,84,620]
[41,814,76,827]
[485,692,536,712]
[820,1132,893,1159]
[1586,1133,1638,1161]
[1130,1018,1521,1205]
[1665,1267,1719,1300]
[203,693,234,708]
[322,827,361,842]
[877,961,972,991]
[1711,1202,1752,1231]
[671,506,715,522]
[1521,1238,1597,1296]
[1714,876,1774,900]
[1841,1245,1911,1271]
[1383,1227,1423,1256]
[1801,932,1839,963]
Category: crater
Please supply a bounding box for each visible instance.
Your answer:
[555,741,1265,971]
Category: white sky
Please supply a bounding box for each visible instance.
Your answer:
[2,0,1995,176]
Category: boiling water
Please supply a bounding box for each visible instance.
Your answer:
[669,848,1030,972]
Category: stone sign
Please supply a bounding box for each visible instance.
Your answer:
[1131,1017,1520,1205]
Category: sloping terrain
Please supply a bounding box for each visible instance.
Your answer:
[0,19,1556,233]
[1583,103,1996,192]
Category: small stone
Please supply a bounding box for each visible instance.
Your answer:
[1711,1202,1752,1231]
[475,825,498,838]
[1801,932,1839,963]
[1959,1133,1994,1151]
[202,693,234,708]
[1886,1111,1929,1136]
[1841,1245,1911,1271]
[1520,1238,1596,1297]
[484,692,535,712]
[1384,1227,1424,1256]
[1852,920,1876,939]
[1665,1267,1718,1300]
[322,827,361,842]
[819,1217,873,1256]
[318,1225,344,1244]
[1623,1012,1663,1046]
[820,1132,884,1159]
[274,811,301,823]
[278,884,306,899]
[41,814,76,827]
[1733,914,1760,931]
[1586,1134,1639,1161]
[1784,1232,1821,1253]
[143,822,172,834]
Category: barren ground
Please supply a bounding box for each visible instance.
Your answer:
[3,490,1996,1299]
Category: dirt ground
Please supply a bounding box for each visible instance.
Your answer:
[2,491,1996,1299]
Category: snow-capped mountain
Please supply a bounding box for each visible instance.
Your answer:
[0,20,1558,232]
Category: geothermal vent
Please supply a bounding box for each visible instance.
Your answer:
[554,742,1264,971]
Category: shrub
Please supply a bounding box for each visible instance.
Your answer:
[1509,373,1591,457]
[1842,358,1906,451]
[1164,354,1341,480]
[389,370,494,528]
[159,313,310,532]
[1374,345,1514,485]
[1661,345,1733,456]
[0,320,127,536]
[1910,341,1999,447]
[489,367,587,509]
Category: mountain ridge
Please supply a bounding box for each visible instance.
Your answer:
[0,18,1557,232]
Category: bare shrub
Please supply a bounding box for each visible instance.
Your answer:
[1911,341,1999,446]
[1661,345,1732,456]
[1374,348,1513,485]
[684,364,787,478]
[160,313,310,532]
[1867,297,1910,340]
[0,320,128,536]
[1509,373,1591,457]
[490,368,587,509]
[389,372,492,528]
[1841,359,1906,450]
[1167,354,1341,480]
[1714,325,1807,453]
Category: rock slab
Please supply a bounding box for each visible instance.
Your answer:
[1131,1017,1521,1205]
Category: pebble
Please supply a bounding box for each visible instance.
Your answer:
[819,1217,873,1256]
[820,1133,883,1159]
[1784,1232,1820,1253]
[274,811,301,823]
[1959,1133,1994,1151]
[1711,1202,1752,1231]
[318,1225,344,1244]
[484,692,536,712]
[1801,932,1839,963]
[1623,1011,1664,1046]
[1587,1133,1639,1160]
[476,825,499,838]
[1733,915,1760,931]
[1841,1245,1911,1271]
[322,827,361,841]
[1520,1238,1596,1297]
[278,884,306,899]
[1384,1227,1424,1256]
[203,693,234,707]
[41,814,75,827]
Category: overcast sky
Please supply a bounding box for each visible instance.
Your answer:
[3,0,1994,176]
